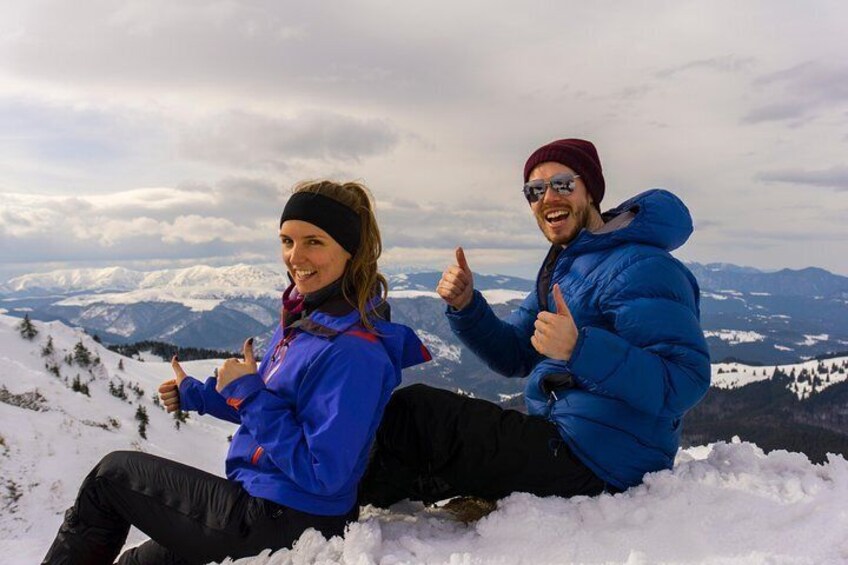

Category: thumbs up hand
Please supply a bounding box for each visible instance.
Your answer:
[159,355,186,413]
[437,247,475,311]
[531,284,579,361]
[216,337,259,393]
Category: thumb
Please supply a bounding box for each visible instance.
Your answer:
[553,284,571,317]
[456,246,471,275]
[243,337,257,369]
[170,355,187,383]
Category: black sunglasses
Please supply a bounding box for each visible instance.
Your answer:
[522,173,580,203]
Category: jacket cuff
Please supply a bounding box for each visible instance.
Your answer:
[219,373,264,411]
[445,290,487,332]
[566,326,628,387]
[177,376,201,411]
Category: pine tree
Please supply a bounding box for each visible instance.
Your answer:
[73,341,92,367]
[17,314,38,340]
[41,336,54,357]
[135,406,149,439]
[72,374,90,396]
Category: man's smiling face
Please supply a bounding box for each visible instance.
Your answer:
[528,161,597,246]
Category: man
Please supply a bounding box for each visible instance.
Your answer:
[359,138,710,511]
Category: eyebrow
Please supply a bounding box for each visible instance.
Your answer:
[279,233,327,239]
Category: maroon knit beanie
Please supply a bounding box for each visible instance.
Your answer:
[523,138,605,209]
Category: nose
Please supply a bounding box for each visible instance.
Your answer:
[540,183,561,205]
[287,242,304,265]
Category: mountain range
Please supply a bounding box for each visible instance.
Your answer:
[2,262,847,400]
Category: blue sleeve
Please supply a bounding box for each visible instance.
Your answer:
[219,340,389,495]
[178,376,241,424]
[566,255,711,417]
[445,289,540,377]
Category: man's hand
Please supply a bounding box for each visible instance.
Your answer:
[215,338,258,393]
[437,247,474,311]
[531,284,579,361]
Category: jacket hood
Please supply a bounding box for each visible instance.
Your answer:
[567,189,693,255]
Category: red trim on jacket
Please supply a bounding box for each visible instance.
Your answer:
[345,329,379,343]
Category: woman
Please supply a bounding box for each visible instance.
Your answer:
[42,180,431,565]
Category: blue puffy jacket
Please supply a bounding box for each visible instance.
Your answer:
[179,307,430,515]
[447,189,711,490]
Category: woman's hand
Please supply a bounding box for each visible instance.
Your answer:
[216,338,258,393]
[159,355,186,413]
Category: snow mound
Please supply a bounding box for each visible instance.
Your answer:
[218,442,848,565]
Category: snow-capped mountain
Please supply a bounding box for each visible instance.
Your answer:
[3,262,848,397]
[2,312,848,565]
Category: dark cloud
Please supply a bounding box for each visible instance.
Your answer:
[178,110,400,170]
[756,167,848,191]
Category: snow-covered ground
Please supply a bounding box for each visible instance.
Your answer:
[703,330,766,344]
[2,313,848,564]
[712,356,848,399]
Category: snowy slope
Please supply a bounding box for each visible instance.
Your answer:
[712,356,848,399]
[2,313,848,564]
[0,313,236,563]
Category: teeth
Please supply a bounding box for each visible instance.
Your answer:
[295,270,316,279]
[545,210,569,222]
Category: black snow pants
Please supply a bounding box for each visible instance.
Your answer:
[42,451,357,565]
[359,384,606,508]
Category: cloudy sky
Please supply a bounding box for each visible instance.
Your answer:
[1,0,846,282]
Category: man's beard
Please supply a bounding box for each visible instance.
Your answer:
[536,202,592,246]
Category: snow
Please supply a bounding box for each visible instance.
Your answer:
[479,289,527,305]
[214,441,848,565]
[387,290,527,305]
[3,313,848,564]
[56,291,224,312]
[712,356,848,398]
[798,334,829,347]
[4,264,284,296]
[774,345,795,351]
[703,330,765,344]
[416,331,462,363]
[388,290,440,300]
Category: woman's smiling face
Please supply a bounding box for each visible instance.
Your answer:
[280,220,351,294]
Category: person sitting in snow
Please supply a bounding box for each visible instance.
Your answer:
[359,138,711,516]
[42,180,431,564]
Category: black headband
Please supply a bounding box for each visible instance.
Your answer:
[279,192,361,255]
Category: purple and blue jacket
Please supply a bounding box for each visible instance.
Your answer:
[179,295,430,515]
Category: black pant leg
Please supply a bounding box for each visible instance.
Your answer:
[43,451,353,565]
[360,384,604,507]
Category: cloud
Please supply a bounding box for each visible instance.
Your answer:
[743,60,848,124]
[178,110,400,170]
[0,183,548,268]
[756,167,848,191]
[654,55,755,79]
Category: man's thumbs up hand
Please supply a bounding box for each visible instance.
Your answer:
[531,284,579,361]
[437,246,475,311]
